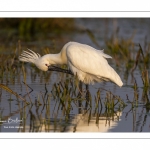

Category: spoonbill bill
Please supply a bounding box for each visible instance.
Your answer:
[19,42,123,87]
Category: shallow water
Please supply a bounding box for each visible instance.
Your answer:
[0,18,150,132]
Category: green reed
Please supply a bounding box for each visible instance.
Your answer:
[51,77,81,121]
[105,32,135,61]
[2,33,150,131]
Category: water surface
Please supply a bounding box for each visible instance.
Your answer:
[0,18,150,132]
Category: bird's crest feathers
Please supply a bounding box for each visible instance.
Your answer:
[19,49,41,64]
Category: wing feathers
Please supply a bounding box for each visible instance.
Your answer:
[66,42,123,86]
[97,50,112,59]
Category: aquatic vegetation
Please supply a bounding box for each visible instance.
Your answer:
[1,18,150,132]
[0,18,75,41]
[0,38,149,132]
[105,32,135,62]
[0,84,29,104]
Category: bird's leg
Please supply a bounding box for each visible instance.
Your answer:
[48,65,73,75]
[77,81,82,114]
[85,84,90,109]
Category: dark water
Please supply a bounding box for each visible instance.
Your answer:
[1,18,150,132]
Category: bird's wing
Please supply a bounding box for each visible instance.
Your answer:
[66,43,123,86]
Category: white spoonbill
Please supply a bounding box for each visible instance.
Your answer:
[19,42,123,87]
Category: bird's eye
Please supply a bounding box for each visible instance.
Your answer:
[45,64,48,66]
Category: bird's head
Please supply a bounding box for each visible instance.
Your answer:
[19,49,50,71]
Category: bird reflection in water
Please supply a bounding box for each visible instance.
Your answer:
[26,100,122,132]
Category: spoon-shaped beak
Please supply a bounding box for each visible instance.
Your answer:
[48,65,59,71]
[48,65,73,75]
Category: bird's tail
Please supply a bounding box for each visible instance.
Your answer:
[108,67,123,87]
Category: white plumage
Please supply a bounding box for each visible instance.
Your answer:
[19,42,123,87]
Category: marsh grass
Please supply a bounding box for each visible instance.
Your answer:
[1,32,150,132]
[0,84,29,104]
[105,33,135,63]
[0,38,136,131]
[49,74,126,126]
[0,18,150,132]
[51,77,81,121]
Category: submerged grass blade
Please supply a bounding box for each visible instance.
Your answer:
[0,84,29,104]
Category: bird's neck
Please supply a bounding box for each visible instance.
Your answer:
[44,53,66,65]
